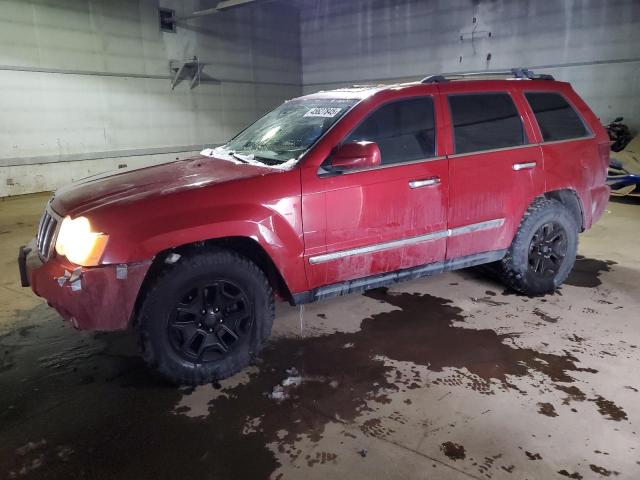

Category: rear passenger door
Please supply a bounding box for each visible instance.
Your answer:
[440,85,545,260]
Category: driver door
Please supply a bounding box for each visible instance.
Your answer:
[301,94,449,290]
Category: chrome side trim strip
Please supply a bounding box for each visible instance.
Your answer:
[309,218,505,265]
[448,143,538,159]
[335,155,447,176]
[448,134,596,160]
[539,134,595,146]
[449,218,505,236]
[309,230,448,265]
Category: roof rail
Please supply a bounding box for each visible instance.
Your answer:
[421,68,554,84]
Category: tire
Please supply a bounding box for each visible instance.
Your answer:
[499,198,578,296]
[137,248,274,385]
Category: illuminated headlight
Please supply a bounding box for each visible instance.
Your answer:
[55,216,109,267]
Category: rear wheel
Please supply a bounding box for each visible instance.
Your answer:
[499,198,578,295]
[137,249,274,385]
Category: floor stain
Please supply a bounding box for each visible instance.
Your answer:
[0,287,624,478]
[558,469,583,479]
[592,396,628,421]
[589,464,618,476]
[1,310,284,479]
[305,451,338,467]
[551,385,628,422]
[537,402,559,417]
[532,308,559,323]
[472,296,509,307]
[440,441,466,460]
[556,384,587,404]
[565,256,617,288]
[478,453,502,475]
[361,289,596,390]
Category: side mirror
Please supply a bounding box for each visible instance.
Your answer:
[330,141,381,171]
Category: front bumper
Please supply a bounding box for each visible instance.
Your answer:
[18,238,151,331]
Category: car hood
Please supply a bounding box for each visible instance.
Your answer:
[51,155,276,216]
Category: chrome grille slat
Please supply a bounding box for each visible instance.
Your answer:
[41,216,53,256]
[35,203,61,261]
[36,213,46,251]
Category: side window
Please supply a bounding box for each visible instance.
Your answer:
[449,93,525,154]
[525,92,588,142]
[346,97,436,165]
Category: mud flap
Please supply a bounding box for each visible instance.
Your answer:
[18,246,31,288]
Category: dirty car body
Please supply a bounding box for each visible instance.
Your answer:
[20,154,307,331]
[19,70,610,384]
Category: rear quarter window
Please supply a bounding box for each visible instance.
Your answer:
[448,93,525,154]
[525,92,588,142]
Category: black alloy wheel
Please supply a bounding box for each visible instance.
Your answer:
[497,198,578,296]
[527,221,568,279]
[168,280,253,363]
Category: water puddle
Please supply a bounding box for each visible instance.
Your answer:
[565,256,616,288]
[0,285,625,478]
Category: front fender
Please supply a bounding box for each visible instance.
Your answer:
[97,172,307,293]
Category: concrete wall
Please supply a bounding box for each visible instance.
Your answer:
[3,0,639,198]
[0,0,301,196]
[300,0,640,131]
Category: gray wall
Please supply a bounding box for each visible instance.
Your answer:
[300,0,640,130]
[0,0,301,196]
[3,0,640,197]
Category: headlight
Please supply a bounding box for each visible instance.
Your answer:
[55,216,109,266]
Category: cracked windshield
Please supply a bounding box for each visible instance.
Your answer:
[222,98,358,165]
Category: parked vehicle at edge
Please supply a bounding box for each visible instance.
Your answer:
[19,69,610,385]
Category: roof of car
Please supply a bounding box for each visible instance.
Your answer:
[299,69,564,101]
[299,86,387,101]
[300,79,561,101]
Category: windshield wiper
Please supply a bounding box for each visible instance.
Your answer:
[252,155,283,166]
[230,152,251,164]
[233,151,282,166]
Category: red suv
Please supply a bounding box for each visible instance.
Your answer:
[19,69,610,384]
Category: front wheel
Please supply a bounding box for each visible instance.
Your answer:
[137,249,274,385]
[499,198,579,295]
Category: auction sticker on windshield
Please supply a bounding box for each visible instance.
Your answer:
[304,107,343,118]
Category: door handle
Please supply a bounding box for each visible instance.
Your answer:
[409,177,440,189]
[512,162,537,171]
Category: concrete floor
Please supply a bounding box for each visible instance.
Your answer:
[0,193,639,480]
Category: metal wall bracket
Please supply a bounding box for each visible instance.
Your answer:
[169,57,206,90]
[176,0,262,21]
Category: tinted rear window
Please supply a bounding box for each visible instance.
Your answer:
[449,93,525,154]
[525,92,588,142]
[346,97,436,164]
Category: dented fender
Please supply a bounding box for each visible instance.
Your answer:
[82,169,307,294]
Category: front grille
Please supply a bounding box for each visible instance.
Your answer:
[36,206,60,261]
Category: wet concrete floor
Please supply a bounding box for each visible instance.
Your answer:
[0,193,639,479]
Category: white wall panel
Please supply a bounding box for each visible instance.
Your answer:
[0,0,302,196]
[300,0,640,129]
